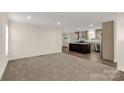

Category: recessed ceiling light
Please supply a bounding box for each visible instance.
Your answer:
[27,16,32,20]
[90,24,93,27]
[57,22,61,26]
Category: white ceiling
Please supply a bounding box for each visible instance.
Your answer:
[8,12,117,32]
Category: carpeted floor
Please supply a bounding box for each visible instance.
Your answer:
[1,53,119,81]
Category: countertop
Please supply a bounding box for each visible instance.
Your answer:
[69,42,90,45]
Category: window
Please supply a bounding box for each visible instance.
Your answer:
[88,30,95,40]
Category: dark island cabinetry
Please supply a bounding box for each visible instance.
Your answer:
[69,43,90,54]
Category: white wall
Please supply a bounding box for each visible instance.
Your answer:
[9,21,62,60]
[114,17,117,63]
[0,14,8,79]
[116,13,124,71]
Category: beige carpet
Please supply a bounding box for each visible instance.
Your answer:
[1,53,119,81]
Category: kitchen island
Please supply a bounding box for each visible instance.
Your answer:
[69,43,91,54]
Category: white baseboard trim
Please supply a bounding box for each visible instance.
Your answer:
[8,51,62,61]
[0,59,8,80]
[117,65,124,72]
